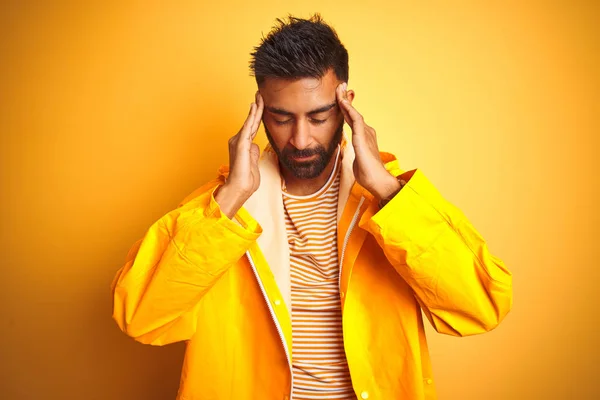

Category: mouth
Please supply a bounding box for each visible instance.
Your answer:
[290,154,317,162]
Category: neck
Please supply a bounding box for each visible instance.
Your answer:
[281,148,339,196]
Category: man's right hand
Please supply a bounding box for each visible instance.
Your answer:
[214,91,264,219]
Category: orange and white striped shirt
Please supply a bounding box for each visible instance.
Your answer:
[282,147,356,400]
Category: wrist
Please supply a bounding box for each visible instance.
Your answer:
[214,183,250,219]
[375,174,406,209]
[370,172,402,201]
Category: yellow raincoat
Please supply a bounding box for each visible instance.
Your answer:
[111,136,512,400]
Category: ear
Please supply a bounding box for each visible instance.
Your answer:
[345,89,355,104]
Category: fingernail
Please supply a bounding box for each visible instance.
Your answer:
[343,82,347,91]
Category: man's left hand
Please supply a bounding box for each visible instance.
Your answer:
[336,82,402,201]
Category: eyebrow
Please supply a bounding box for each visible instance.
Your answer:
[265,102,337,117]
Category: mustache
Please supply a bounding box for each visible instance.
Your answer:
[282,146,323,158]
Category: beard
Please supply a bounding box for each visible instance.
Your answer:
[264,119,344,180]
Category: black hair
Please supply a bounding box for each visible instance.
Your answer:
[249,13,349,86]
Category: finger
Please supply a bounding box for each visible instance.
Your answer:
[250,92,264,139]
[339,93,362,125]
[236,103,256,153]
[241,102,257,138]
[335,83,351,123]
[337,85,365,137]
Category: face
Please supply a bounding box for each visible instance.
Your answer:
[259,69,354,179]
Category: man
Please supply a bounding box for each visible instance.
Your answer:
[111,14,512,400]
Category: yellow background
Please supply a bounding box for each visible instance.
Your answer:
[1,1,598,399]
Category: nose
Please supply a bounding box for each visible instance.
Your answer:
[289,119,311,150]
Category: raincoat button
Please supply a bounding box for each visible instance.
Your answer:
[340,292,345,299]
[360,391,369,399]
[274,299,281,306]
[426,378,433,385]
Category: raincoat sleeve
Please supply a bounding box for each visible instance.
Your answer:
[360,169,512,336]
[111,178,262,346]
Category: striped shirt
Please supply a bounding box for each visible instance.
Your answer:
[282,147,356,399]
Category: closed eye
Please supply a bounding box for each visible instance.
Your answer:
[274,118,328,125]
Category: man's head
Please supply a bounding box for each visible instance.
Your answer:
[249,14,354,180]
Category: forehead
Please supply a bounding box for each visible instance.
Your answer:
[259,69,340,113]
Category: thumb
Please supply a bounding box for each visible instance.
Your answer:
[250,143,260,165]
